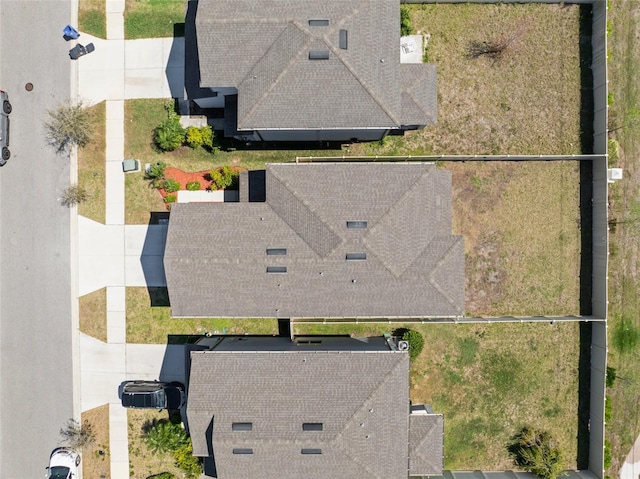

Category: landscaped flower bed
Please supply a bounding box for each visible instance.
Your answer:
[147,165,243,209]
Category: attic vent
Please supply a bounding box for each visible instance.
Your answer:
[266,248,287,255]
[233,448,253,455]
[232,422,253,431]
[309,50,330,60]
[347,220,367,228]
[308,19,329,26]
[346,253,367,261]
[301,448,322,454]
[303,423,323,431]
[339,29,348,49]
[267,266,287,273]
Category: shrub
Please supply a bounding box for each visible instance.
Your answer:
[400,6,413,36]
[606,366,617,388]
[604,396,612,422]
[604,439,612,469]
[164,195,177,204]
[173,440,202,478]
[155,117,185,151]
[186,181,201,191]
[507,427,565,479]
[200,125,214,149]
[162,178,180,193]
[403,329,424,361]
[209,166,238,190]
[145,161,167,188]
[143,421,188,454]
[185,126,204,149]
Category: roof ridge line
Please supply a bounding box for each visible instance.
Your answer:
[267,167,343,257]
[239,22,311,128]
[428,235,465,310]
[363,167,434,277]
[332,356,407,479]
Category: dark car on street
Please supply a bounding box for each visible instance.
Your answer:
[0,90,11,166]
[120,380,186,410]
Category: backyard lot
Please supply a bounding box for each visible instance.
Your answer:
[293,321,580,470]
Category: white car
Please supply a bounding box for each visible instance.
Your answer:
[46,447,81,479]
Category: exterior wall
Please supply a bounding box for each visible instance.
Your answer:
[256,128,389,142]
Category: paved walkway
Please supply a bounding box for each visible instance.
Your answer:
[620,432,640,479]
[74,1,186,476]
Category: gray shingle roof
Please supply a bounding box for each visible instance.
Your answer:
[194,0,436,130]
[409,414,444,475]
[164,162,465,318]
[186,346,410,479]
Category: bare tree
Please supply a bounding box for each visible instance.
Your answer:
[45,101,94,153]
[60,419,95,449]
[467,23,526,61]
[61,184,89,207]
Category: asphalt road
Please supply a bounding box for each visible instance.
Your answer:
[0,1,75,476]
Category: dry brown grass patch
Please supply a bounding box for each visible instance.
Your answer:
[79,288,107,342]
[82,405,110,478]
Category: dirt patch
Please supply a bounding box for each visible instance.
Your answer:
[82,405,110,479]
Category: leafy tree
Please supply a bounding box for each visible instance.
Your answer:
[507,427,565,479]
[60,418,95,449]
[143,421,188,454]
[61,184,89,207]
[45,102,94,152]
[400,6,413,36]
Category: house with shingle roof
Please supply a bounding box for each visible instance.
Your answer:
[186,334,444,479]
[163,162,464,319]
[184,0,437,142]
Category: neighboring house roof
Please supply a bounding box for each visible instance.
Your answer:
[193,0,437,130]
[409,414,444,475]
[186,337,427,479]
[164,162,465,319]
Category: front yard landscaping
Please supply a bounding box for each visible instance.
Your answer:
[292,321,579,470]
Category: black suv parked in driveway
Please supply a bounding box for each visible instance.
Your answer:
[120,380,186,410]
[0,90,11,166]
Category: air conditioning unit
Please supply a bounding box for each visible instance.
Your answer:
[398,341,409,351]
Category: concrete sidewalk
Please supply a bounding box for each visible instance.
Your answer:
[74,1,186,476]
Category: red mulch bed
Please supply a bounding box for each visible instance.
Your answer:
[156,166,244,207]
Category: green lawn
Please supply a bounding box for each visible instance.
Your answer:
[604,0,640,474]
[78,101,106,224]
[124,0,186,39]
[78,0,106,38]
[293,321,579,470]
[126,287,278,344]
